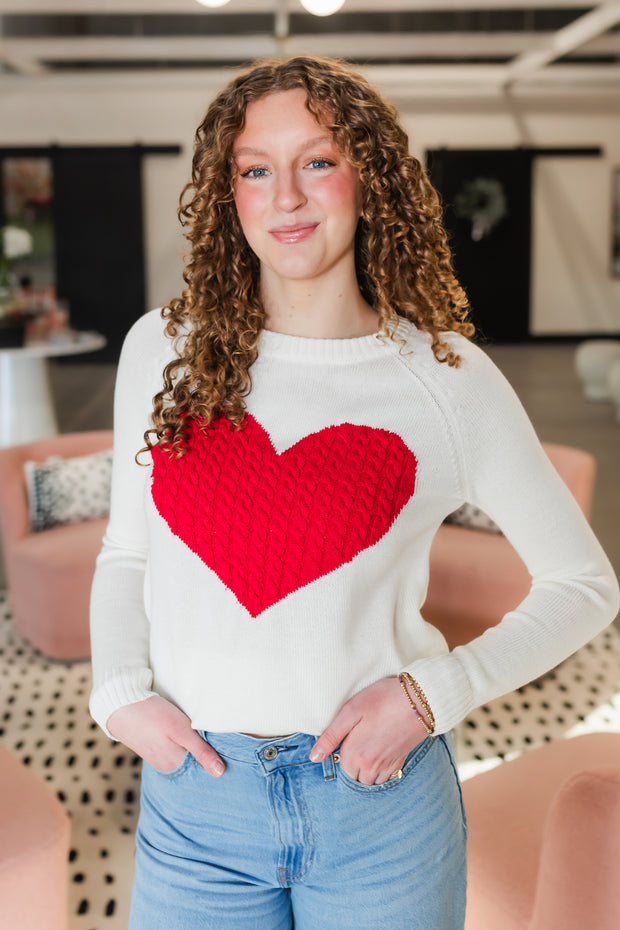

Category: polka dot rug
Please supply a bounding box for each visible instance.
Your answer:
[1,589,619,930]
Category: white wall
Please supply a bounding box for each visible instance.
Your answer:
[531,158,619,334]
[2,71,619,334]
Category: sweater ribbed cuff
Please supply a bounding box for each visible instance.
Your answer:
[403,652,474,736]
[89,667,156,739]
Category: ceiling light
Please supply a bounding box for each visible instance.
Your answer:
[195,0,232,8]
[299,0,346,15]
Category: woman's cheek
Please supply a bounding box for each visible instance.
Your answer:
[233,185,265,230]
[315,171,362,214]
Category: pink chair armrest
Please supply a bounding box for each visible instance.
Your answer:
[463,734,620,930]
[531,766,620,930]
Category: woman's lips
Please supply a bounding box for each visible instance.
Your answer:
[269,223,319,244]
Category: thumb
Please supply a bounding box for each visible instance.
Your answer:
[184,731,226,777]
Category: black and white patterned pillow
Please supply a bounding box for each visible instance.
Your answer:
[443,503,502,534]
[24,448,113,533]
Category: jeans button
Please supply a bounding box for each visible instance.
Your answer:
[263,746,279,761]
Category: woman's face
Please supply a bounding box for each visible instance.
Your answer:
[232,88,363,288]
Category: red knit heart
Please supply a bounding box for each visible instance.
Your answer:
[151,415,417,617]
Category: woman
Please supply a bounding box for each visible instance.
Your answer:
[89,56,619,929]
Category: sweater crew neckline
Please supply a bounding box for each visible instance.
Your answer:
[257,318,411,362]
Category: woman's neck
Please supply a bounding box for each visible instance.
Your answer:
[260,273,378,339]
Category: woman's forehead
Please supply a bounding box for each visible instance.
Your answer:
[233,90,337,154]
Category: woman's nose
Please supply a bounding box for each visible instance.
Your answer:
[273,170,307,212]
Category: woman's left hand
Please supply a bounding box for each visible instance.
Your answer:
[309,676,431,785]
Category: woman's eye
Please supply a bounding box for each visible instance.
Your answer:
[308,158,334,170]
[240,167,269,179]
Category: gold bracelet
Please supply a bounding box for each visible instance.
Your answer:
[398,674,434,735]
[401,673,436,734]
[400,672,436,732]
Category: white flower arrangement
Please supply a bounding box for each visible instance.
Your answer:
[1,224,33,259]
[0,225,34,318]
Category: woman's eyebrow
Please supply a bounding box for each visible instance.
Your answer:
[233,134,335,158]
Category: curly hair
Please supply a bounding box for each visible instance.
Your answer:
[143,55,473,457]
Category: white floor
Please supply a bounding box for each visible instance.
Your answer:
[2,590,620,930]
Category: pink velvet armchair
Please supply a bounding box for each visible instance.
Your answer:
[0,430,112,659]
[423,442,597,649]
[463,732,620,930]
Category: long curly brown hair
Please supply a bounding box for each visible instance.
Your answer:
[143,55,473,457]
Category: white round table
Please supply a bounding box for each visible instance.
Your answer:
[0,331,106,447]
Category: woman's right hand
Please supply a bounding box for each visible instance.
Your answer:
[106,694,226,777]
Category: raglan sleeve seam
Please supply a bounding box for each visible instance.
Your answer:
[391,343,471,506]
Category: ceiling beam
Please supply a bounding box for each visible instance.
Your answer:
[3,32,620,79]
[9,32,619,63]
[2,54,619,89]
[505,0,620,85]
[1,61,619,102]
[0,35,281,62]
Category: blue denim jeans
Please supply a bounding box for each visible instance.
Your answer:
[129,731,467,929]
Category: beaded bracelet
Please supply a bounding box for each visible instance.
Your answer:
[398,672,436,735]
[401,672,436,732]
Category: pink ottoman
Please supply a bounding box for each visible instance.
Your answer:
[0,744,70,930]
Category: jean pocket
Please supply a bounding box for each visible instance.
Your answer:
[337,736,435,794]
[151,751,193,780]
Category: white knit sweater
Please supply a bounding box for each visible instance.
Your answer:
[89,309,619,739]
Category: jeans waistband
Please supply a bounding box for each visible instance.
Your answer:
[198,731,337,779]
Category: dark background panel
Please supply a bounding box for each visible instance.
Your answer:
[426,148,533,343]
[51,146,145,363]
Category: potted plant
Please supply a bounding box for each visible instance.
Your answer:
[0,225,33,348]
